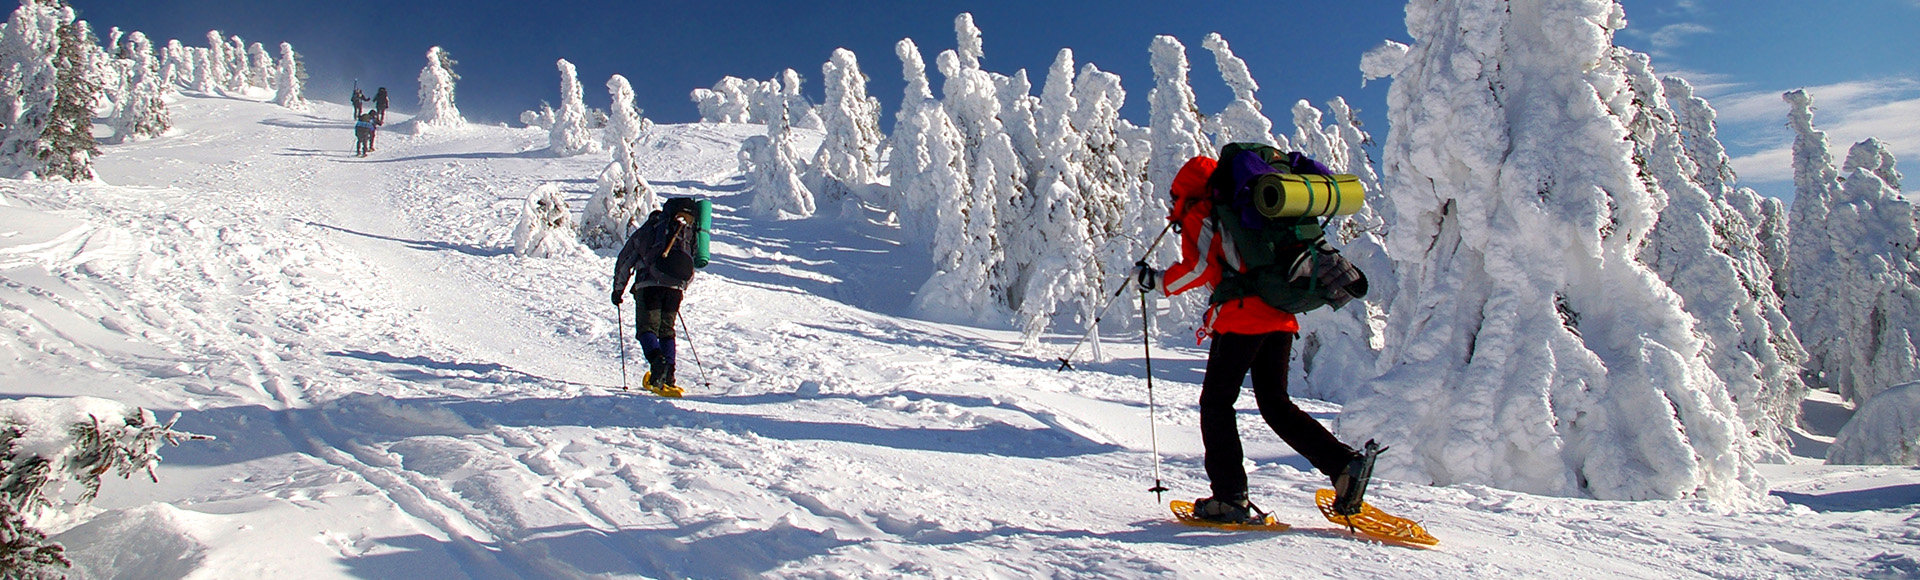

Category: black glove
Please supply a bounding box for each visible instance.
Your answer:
[1133,261,1160,292]
[611,290,624,305]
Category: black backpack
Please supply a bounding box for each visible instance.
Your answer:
[1207,143,1367,313]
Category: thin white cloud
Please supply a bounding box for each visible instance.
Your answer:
[1721,78,1920,186]
[1649,23,1713,51]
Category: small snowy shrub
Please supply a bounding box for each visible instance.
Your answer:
[513,183,583,258]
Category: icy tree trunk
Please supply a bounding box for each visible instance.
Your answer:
[1338,0,1762,504]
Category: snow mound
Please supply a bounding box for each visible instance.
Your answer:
[53,503,207,580]
[1828,381,1920,465]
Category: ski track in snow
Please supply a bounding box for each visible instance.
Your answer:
[0,94,1911,579]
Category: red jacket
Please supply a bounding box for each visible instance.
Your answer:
[1159,156,1299,338]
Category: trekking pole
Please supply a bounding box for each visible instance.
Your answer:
[615,302,629,391]
[677,315,712,390]
[1140,285,1169,502]
[1057,221,1177,371]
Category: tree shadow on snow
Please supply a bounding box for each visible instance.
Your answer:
[361,149,551,164]
[1773,483,1920,512]
[695,185,930,316]
[302,220,509,258]
[258,116,353,131]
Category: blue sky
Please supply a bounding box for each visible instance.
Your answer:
[77,1,1918,199]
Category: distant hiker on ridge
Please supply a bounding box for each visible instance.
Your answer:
[373,87,390,124]
[1134,145,1378,526]
[352,88,369,118]
[612,197,704,397]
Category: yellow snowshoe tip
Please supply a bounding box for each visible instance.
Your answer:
[639,373,685,398]
[1170,500,1290,532]
[1313,489,1437,547]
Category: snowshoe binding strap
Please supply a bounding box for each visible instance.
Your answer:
[1333,439,1386,517]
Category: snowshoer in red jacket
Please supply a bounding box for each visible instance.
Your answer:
[1135,155,1372,525]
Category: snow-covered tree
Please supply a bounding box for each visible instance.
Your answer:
[1070,62,1148,312]
[1338,0,1763,504]
[1293,96,1393,405]
[1200,32,1279,150]
[111,31,170,141]
[1785,91,1920,406]
[0,0,65,166]
[272,42,306,111]
[739,107,816,219]
[1827,381,1920,466]
[548,59,596,156]
[201,30,226,92]
[913,14,1025,325]
[1014,48,1097,350]
[1624,52,1804,459]
[1145,35,1205,253]
[512,183,585,258]
[805,48,884,217]
[778,68,823,130]
[27,11,98,181]
[222,34,246,92]
[158,38,186,92]
[413,46,462,130]
[691,76,755,123]
[246,42,271,91]
[582,74,655,249]
[887,37,968,257]
[1667,76,1794,299]
[189,46,215,94]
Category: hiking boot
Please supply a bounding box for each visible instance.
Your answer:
[1332,440,1386,516]
[1192,495,1257,524]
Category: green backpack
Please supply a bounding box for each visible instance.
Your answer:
[1207,143,1368,314]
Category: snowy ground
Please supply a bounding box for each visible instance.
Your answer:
[0,94,1915,579]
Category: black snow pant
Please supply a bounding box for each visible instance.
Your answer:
[1199,331,1358,501]
[634,286,683,371]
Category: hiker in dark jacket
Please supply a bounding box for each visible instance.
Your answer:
[611,197,700,395]
[373,87,390,124]
[352,88,369,117]
[354,110,377,157]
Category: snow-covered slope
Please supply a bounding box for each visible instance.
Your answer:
[1,95,1915,579]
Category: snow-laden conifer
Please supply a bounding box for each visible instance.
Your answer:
[1145,35,1203,256]
[111,32,170,141]
[805,48,884,217]
[413,46,462,130]
[158,39,186,92]
[1015,48,1097,350]
[1827,381,1920,466]
[1291,100,1339,167]
[1070,62,1147,314]
[246,42,271,91]
[222,35,247,93]
[915,16,1023,325]
[1626,52,1804,459]
[1338,0,1762,504]
[778,68,823,130]
[997,69,1040,181]
[1791,132,1920,406]
[1200,32,1278,149]
[1293,96,1392,404]
[0,0,64,153]
[201,30,226,92]
[887,38,968,259]
[739,108,816,219]
[189,47,216,94]
[582,74,655,249]
[690,76,753,123]
[548,59,597,157]
[272,42,305,111]
[512,183,585,258]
